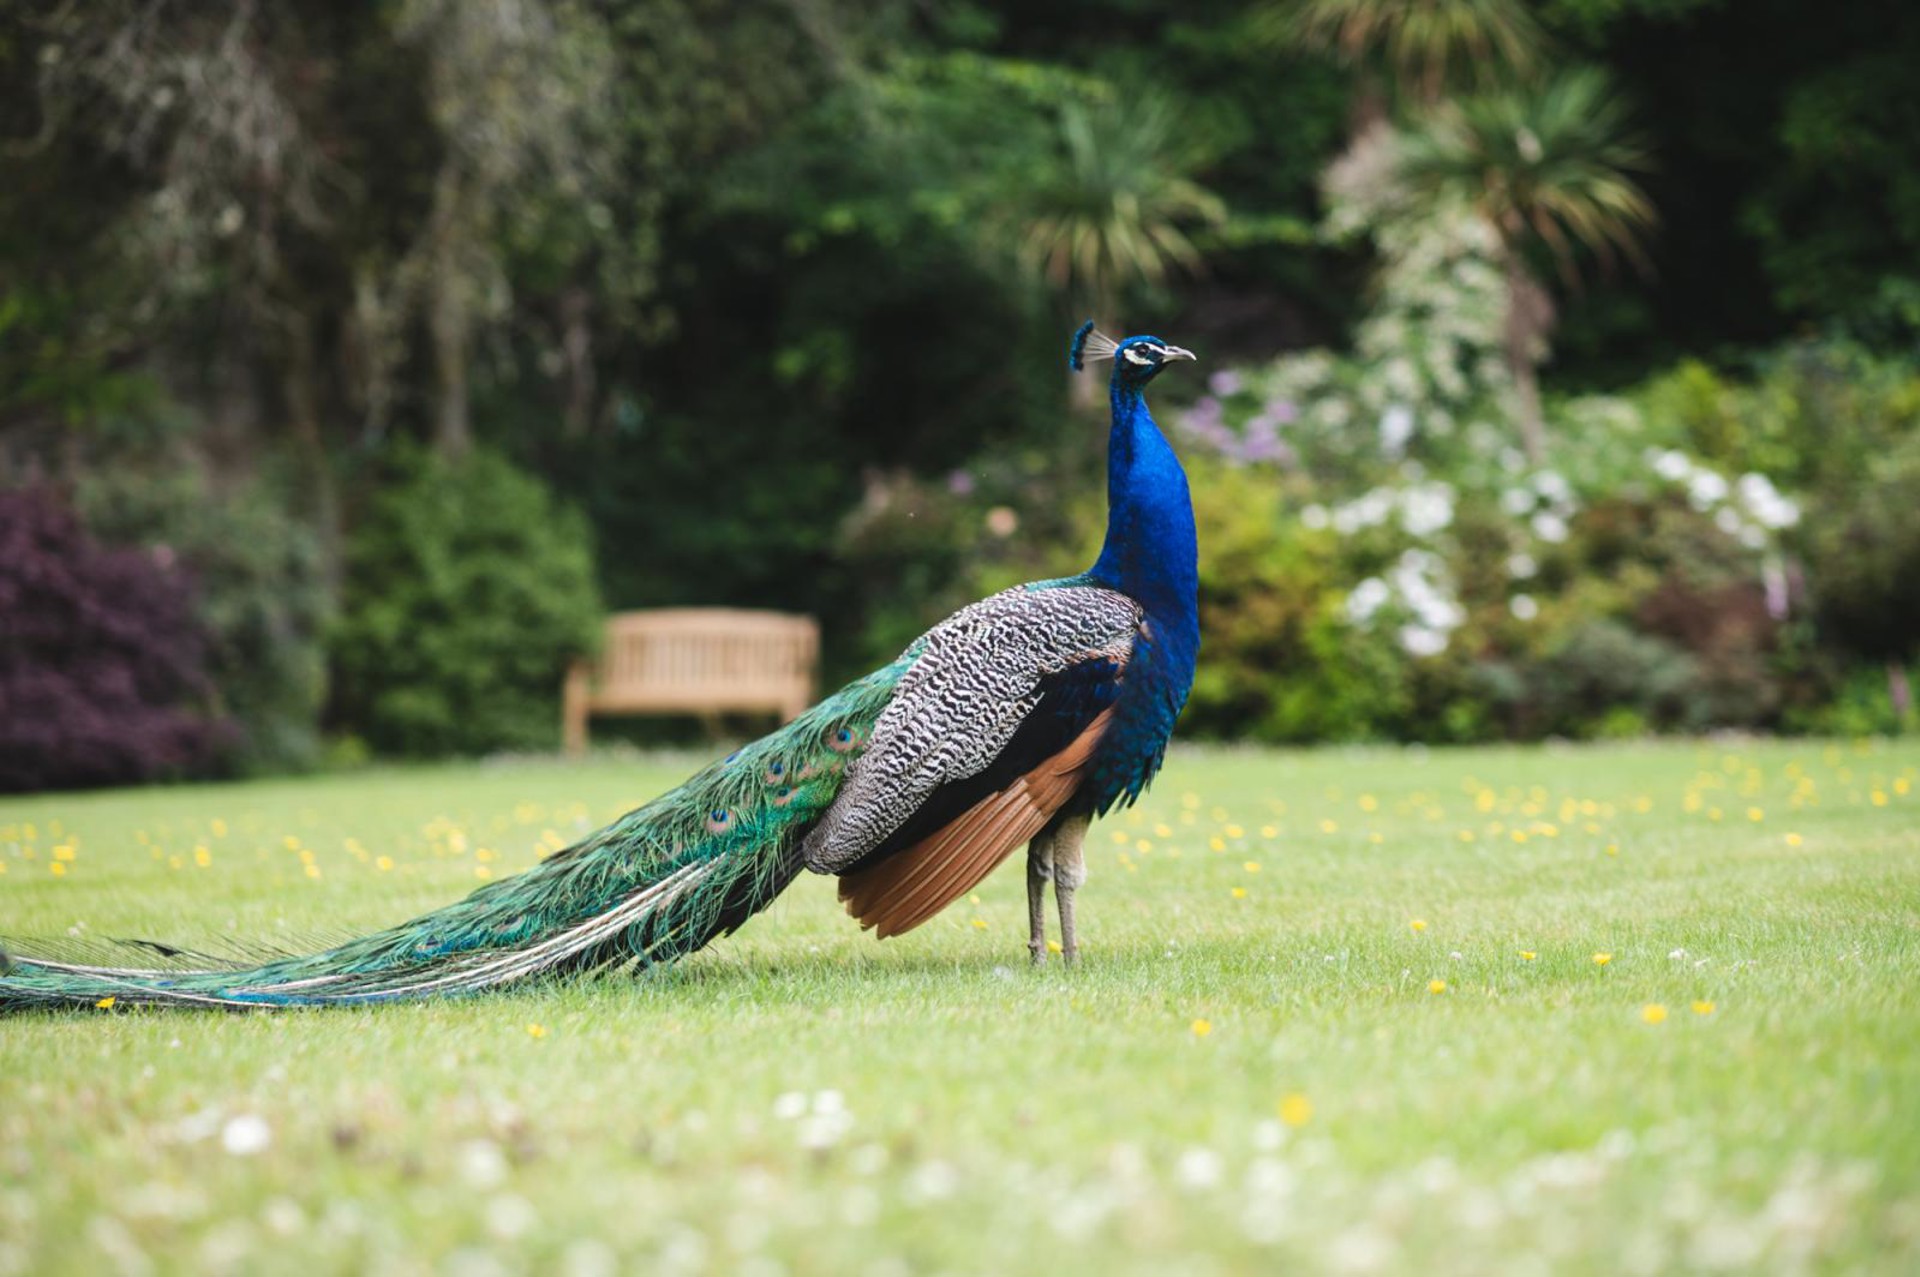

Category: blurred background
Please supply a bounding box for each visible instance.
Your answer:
[2,0,1917,791]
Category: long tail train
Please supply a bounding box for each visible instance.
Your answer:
[0,662,906,1011]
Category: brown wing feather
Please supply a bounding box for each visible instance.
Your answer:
[838,708,1114,937]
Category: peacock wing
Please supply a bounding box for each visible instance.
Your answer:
[800,583,1141,934]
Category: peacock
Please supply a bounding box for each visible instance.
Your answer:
[0,324,1198,1011]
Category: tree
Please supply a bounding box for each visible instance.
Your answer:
[1396,66,1655,461]
[391,0,615,459]
[1264,0,1546,117]
[1010,97,1227,326]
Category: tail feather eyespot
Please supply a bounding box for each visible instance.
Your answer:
[705,810,733,835]
[826,726,862,754]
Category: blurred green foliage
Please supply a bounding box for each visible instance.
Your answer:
[330,450,602,757]
[3,1,1920,772]
[73,457,333,773]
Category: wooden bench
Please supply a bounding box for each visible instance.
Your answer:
[563,609,820,755]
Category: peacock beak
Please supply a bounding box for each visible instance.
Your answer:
[1163,345,1196,362]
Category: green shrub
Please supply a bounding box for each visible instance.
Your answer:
[73,458,332,773]
[1800,433,1920,728]
[331,448,602,757]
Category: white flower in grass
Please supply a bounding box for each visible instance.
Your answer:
[1378,403,1416,458]
[1507,552,1537,579]
[1510,595,1538,621]
[1175,1147,1223,1190]
[221,1114,271,1156]
[905,1160,959,1203]
[1300,504,1329,531]
[1500,487,1535,516]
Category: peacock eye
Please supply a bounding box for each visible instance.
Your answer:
[764,761,786,784]
[705,809,732,834]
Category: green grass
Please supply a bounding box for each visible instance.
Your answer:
[3,739,1918,1276]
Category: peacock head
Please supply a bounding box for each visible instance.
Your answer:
[1068,321,1195,387]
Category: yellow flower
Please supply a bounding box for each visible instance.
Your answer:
[52,844,76,862]
[1260,825,1279,838]
[526,1023,548,1039]
[1190,1018,1213,1038]
[1519,950,1537,961]
[1278,1093,1313,1127]
[969,917,987,930]
[1047,940,1062,955]
[210,819,228,837]
[376,856,394,871]
[1318,819,1338,834]
[1409,919,1428,933]
[1592,952,1612,965]
[1871,791,1888,807]
[1231,887,1247,899]
[1691,1000,1716,1016]
[1641,1004,1668,1025]
[96,996,115,1010]
[1784,833,1803,847]
[49,862,65,877]
[1428,979,1447,994]
[1243,861,1261,873]
[1209,836,1226,852]
[194,846,211,868]
[1746,807,1764,822]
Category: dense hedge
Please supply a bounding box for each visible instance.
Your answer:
[329,449,603,757]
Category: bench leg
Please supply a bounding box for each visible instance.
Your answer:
[563,662,590,758]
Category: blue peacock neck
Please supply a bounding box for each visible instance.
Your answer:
[1089,379,1199,655]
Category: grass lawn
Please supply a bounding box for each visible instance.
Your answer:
[2,738,1917,1275]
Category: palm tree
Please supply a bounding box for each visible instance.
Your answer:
[1396,67,1655,461]
[1266,0,1546,117]
[1011,97,1227,334]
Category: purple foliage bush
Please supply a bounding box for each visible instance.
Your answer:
[0,489,231,791]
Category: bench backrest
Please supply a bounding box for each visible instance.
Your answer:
[584,609,818,714]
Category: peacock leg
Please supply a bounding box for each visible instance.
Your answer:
[1026,832,1055,964]
[1051,814,1092,965]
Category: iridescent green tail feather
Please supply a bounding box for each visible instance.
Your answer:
[0,660,909,1012]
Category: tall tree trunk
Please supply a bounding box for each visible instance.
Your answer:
[427,166,473,461]
[282,312,342,593]
[1501,249,1550,465]
[560,286,595,439]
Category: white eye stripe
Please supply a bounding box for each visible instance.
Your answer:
[1122,347,1154,366]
